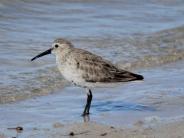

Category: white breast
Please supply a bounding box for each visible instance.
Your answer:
[56,58,85,85]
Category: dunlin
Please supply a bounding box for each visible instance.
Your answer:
[31,38,144,116]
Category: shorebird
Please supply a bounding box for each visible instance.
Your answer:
[31,38,144,116]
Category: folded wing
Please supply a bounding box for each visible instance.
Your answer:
[72,48,144,83]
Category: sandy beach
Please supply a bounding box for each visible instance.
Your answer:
[49,120,184,138]
[1,119,184,138]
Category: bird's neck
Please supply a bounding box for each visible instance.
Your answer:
[55,48,72,65]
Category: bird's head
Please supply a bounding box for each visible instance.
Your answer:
[31,38,73,61]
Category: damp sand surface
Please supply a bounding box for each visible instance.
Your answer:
[0,60,184,137]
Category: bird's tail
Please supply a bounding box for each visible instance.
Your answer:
[113,70,144,82]
[130,73,144,80]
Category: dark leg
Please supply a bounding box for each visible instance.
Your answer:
[86,89,92,114]
[82,89,93,116]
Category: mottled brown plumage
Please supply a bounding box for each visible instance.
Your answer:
[67,48,143,83]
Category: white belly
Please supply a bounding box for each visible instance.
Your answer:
[57,64,85,85]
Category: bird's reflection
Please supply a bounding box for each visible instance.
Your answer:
[83,114,90,122]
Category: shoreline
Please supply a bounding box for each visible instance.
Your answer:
[1,119,184,138]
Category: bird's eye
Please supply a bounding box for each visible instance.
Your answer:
[55,44,59,48]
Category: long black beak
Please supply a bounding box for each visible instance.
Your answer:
[31,48,53,61]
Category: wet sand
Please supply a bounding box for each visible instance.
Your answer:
[27,120,184,138]
[1,119,184,138]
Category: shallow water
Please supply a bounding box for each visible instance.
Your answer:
[0,60,184,137]
[1,0,184,103]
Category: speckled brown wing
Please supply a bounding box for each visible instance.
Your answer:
[72,48,144,83]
